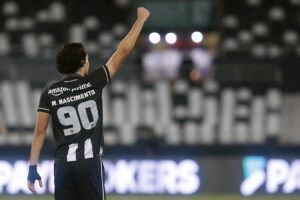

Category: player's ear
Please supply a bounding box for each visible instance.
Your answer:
[81,55,88,66]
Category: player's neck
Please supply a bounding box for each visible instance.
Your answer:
[75,71,85,77]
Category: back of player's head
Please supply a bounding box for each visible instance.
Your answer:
[56,43,87,74]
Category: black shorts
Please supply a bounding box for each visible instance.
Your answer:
[54,156,106,200]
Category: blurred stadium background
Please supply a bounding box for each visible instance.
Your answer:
[0,0,300,199]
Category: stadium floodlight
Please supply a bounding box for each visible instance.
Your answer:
[149,32,161,44]
[165,32,177,44]
[191,31,203,43]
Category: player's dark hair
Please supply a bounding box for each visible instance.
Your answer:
[56,43,87,74]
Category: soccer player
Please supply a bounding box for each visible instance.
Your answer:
[27,7,150,200]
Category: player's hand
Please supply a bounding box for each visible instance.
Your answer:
[137,7,150,23]
[27,165,43,194]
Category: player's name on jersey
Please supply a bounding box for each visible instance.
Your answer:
[51,89,96,106]
[48,82,92,96]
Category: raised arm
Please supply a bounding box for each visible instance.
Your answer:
[106,7,150,77]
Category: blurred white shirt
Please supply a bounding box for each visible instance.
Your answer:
[142,49,183,81]
[189,48,212,71]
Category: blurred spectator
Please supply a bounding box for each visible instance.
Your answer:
[169,48,214,85]
[142,45,183,81]
[189,47,213,80]
[141,42,213,82]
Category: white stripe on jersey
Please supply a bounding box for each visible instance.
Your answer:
[84,138,94,159]
[67,143,78,162]
[38,107,50,111]
[102,66,110,83]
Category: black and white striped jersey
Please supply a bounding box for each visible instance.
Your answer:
[38,65,110,162]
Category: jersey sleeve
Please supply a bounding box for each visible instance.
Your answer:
[87,65,111,89]
[37,87,51,114]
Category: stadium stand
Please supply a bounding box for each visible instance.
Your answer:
[220,0,300,58]
[0,0,129,56]
[0,79,286,146]
[0,0,299,148]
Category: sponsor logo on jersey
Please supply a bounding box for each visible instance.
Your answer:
[48,83,92,96]
[71,83,92,92]
[48,87,70,96]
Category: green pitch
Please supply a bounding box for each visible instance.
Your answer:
[0,195,299,200]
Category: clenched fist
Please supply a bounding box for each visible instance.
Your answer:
[137,7,150,23]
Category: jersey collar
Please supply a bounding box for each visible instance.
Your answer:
[63,73,83,82]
